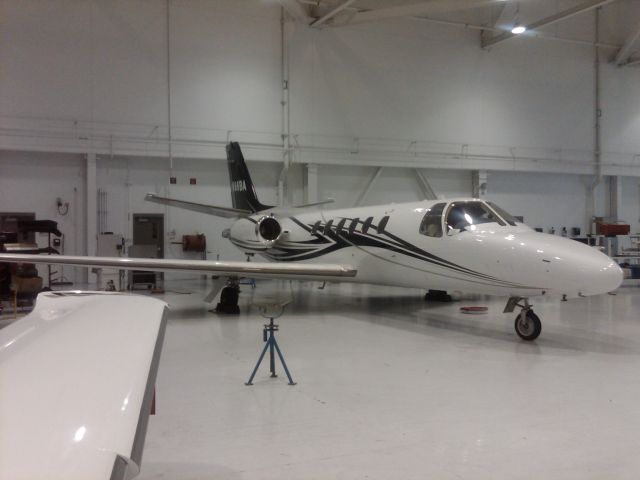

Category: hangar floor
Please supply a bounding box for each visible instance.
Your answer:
[127,279,640,480]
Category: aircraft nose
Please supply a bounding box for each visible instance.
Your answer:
[566,241,623,296]
[518,232,623,297]
[591,254,623,294]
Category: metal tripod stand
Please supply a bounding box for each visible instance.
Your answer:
[245,301,296,386]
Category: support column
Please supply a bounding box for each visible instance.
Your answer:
[278,6,291,208]
[86,153,97,285]
[472,170,488,199]
[305,163,318,204]
[609,175,621,221]
[587,8,603,234]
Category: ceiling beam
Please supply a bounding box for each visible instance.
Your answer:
[354,167,383,207]
[311,0,358,27]
[278,0,312,23]
[614,19,640,66]
[334,0,501,27]
[480,1,511,46]
[491,2,507,26]
[482,0,617,49]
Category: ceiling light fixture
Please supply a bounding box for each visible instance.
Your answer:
[511,25,526,34]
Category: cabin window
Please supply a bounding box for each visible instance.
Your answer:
[487,201,519,226]
[445,201,505,235]
[377,216,390,233]
[419,203,446,237]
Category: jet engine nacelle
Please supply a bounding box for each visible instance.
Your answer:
[227,214,285,250]
[256,215,282,244]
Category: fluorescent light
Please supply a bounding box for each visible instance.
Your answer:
[511,25,526,34]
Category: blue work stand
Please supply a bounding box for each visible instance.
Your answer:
[245,316,296,386]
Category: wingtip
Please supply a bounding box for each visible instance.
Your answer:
[342,266,358,277]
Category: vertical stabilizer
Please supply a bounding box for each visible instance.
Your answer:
[226,142,273,212]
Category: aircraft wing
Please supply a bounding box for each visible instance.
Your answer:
[145,193,252,218]
[0,292,168,480]
[0,253,357,280]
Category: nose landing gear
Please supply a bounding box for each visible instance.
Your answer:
[514,308,541,341]
[504,297,541,341]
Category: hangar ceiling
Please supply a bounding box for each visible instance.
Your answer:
[282,0,640,66]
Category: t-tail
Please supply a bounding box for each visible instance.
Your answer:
[226,142,273,212]
[145,142,327,218]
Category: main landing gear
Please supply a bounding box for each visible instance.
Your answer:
[504,297,542,341]
[205,277,240,315]
[424,289,453,302]
[216,283,240,314]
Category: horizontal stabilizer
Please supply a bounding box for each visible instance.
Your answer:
[145,193,251,218]
[0,253,358,280]
[291,198,334,209]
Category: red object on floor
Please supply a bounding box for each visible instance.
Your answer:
[460,306,488,314]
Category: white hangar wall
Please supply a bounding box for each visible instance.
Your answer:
[0,0,282,132]
[288,20,595,150]
[0,151,87,283]
[95,155,282,263]
[0,0,638,275]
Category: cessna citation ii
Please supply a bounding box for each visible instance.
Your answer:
[0,142,623,341]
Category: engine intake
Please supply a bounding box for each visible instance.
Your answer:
[257,216,282,243]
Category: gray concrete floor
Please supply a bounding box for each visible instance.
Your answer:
[130,279,640,480]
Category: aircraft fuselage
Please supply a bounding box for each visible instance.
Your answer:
[228,198,622,299]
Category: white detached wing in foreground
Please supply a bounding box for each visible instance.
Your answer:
[0,253,358,280]
[0,292,168,480]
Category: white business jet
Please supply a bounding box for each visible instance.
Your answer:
[0,143,622,341]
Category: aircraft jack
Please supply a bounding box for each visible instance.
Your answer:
[245,302,296,386]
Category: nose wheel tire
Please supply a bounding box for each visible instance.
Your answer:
[514,310,541,341]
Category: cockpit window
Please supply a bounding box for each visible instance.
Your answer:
[419,203,446,237]
[487,201,519,226]
[446,201,505,235]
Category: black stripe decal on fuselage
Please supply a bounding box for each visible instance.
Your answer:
[238,216,540,290]
[286,216,528,286]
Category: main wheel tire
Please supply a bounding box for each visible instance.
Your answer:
[220,286,239,305]
[514,310,541,341]
[424,290,452,302]
[215,286,240,315]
